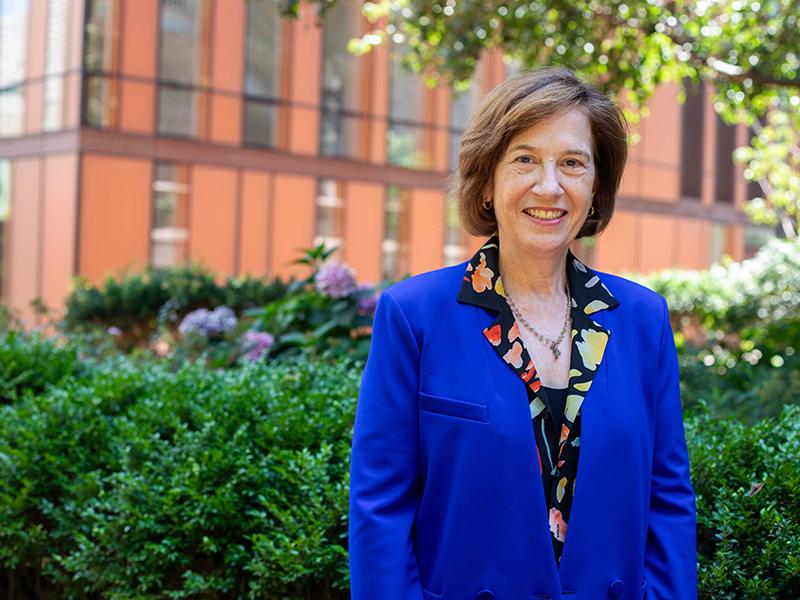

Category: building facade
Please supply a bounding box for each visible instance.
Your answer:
[0,0,764,327]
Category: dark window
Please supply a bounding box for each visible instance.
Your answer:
[383,185,410,278]
[83,0,120,128]
[387,46,432,169]
[314,178,345,254]
[157,0,211,137]
[151,162,190,267]
[0,0,30,137]
[448,66,482,171]
[714,114,736,203]
[320,0,366,158]
[680,80,704,199]
[243,0,282,147]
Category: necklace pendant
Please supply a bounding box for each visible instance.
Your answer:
[551,344,560,359]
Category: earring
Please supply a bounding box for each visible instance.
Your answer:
[588,205,595,217]
[482,197,493,211]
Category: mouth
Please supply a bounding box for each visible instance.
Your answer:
[522,208,568,223]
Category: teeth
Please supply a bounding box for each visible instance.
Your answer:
[525,209,565,220]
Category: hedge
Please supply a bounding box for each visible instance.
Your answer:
[1,332,798,598]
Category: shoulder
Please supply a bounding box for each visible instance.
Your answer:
[377,262,469,332]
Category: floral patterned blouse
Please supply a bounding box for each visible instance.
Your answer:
[456,235,619,566]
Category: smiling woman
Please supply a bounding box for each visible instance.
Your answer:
[349,68,697,600]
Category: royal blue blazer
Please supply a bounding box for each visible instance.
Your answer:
[349,246,697,600]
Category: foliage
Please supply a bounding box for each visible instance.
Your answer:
[688,403,800,599]
[635,235,800,356]
[0,348,358,599]
[63,263,287,350]
[734,101,800,238]
[0,330,798,598]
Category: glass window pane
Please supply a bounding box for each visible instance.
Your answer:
[0,0,29,88]
[0,87,24,138]
[314,178,344,252]
[443,193,464,266]
[383,185,409,279]
[159,0,208,85]
[84,0,118,71]
[158,85,197,136]
[387,124,429,169]
[245,0,281,97]
[84,74,119,128]
[42,0,68,131]
[243,99,277,146]
[151,162,189,268]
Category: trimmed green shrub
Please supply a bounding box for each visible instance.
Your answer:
[0,343,357,599]
[688,403,800,599]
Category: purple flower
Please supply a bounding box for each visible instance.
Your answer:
[314,262,357,298]
[178,306,238,337]
[356,285,380,314]
[240,330,275,361]
[107,326,122,336]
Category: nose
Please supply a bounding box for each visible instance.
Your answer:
[532,162,563,197]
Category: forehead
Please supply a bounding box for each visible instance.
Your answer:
[506,108,594,152]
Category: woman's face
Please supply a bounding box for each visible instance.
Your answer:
[488,107,596,258]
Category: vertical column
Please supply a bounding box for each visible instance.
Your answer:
[408,188,445,274]
[209,0,244,145]
[701,83,718,207]
[239,170,272,276]
[271,174,315,278]
[368,21,389,164]
[286,2,322,155]
[344,181,384,283]
[189,165,238,279]
[25,0,47,134]
[120,0,158,134]
[63,0,85,129]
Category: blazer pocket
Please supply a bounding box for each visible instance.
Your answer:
[419,391,489,422]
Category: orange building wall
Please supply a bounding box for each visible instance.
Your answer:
[271,174,315,278]
[6,159,43,326]
[79,154,152,283]
[344,181,384,283]
[41,154,79,314]
[239,170,272,276]
[189,165,238,278]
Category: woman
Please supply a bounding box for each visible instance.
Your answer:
[349,68,696,600]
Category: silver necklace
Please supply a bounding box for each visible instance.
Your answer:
[505,286,572,360]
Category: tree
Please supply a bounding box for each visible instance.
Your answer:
[284,0,800,237]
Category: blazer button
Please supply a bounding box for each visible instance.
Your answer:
[608,579,625,597]
[476,590,495,600]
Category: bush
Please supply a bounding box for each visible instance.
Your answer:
[689,404,800,599]
[0,343,358,599]
[62,264,287,350]
[636,236,800,355]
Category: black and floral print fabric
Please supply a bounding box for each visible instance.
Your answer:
[456,236,619,565]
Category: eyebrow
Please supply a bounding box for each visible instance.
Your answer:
[508,144,592,160]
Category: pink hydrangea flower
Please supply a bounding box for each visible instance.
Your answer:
[314,263,357,298]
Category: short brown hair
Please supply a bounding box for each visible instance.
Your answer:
[454,67,628,239]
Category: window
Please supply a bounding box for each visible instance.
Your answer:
[382,185,410,279]
[243,0,282,146]
[443,193,464,266]
[319,0,366,158]
[0,160,9,298]
[714,115,736,203]
[314,178,345,253]
[151,162,190,267]
[680,80,704,200]
[387,46,433,169]
[83,0,120,128]
[0,0,30,137]
[448,65,483,171]
[42,0,68,131]
[157,0,211,137]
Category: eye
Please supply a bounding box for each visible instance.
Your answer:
[563,158,586,168]
[514,155,534,164]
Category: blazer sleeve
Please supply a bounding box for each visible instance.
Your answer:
[349,291,424,600]
[644,296,698,599]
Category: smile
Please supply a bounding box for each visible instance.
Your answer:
[523,208,567,222]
